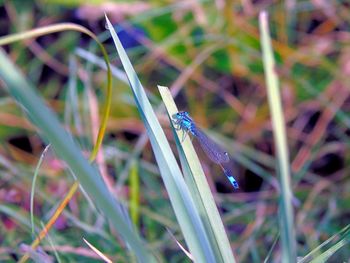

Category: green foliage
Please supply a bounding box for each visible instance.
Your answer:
[0,1,349,262]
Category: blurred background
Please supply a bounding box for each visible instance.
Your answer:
[0,0,349,262]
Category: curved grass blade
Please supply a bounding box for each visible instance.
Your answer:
[105,16,216,262]
[30,144,51,236]
[0,22,112,161]
[0,49,155,262]
[0,23,114,261]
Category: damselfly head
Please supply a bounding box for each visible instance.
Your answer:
[173,111,190,120]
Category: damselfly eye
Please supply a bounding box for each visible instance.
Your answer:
[172,113,181,120]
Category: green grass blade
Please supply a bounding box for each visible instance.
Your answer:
[0,205,40,232]
[259,11,297,262]
[0,49,155,263]
[309,239,349,263]
[129,161,140,229]
[158,85,236,263]
[263,232,280,263]
[105,15,216,262]
[298,224,350,263]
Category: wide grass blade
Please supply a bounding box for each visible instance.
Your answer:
[158,85,236,263]
[105,16,216,262]
[0,49,154,262]
[259,11,297,262]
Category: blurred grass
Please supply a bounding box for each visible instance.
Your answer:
[0,1,349,262]
[129,160,140,229]
[0,49,155,262]
[259,11,296,262]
